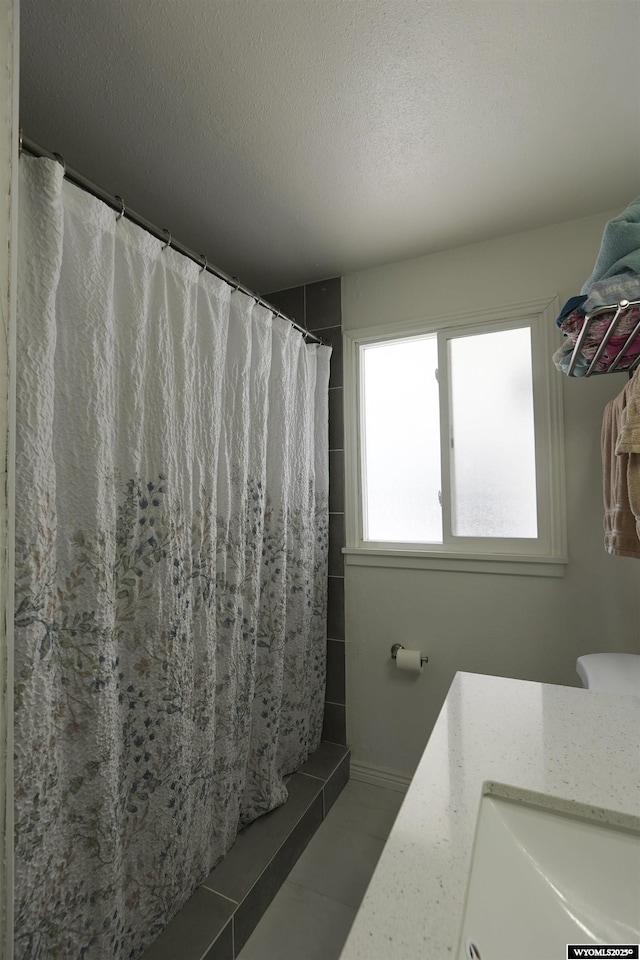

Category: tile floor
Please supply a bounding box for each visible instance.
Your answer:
[236,780,405,960]
[141,743,351,960]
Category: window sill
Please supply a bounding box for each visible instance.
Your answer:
[343,548,568,578]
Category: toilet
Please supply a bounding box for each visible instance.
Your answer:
[576,653,640,696]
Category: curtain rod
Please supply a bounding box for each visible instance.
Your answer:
[19,133,326,347]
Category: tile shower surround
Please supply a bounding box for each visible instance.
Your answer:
[266,277,346,747]
[141,742,350,960]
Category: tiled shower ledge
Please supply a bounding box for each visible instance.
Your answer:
[140,741,351,960]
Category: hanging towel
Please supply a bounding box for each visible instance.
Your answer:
[615,377,640,454]
[615,370,640,544]
[582,197,640,294]
[602,371,640,557]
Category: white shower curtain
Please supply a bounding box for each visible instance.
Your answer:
[14,156,330,959]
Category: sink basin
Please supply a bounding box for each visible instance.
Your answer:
[457,788,640,960]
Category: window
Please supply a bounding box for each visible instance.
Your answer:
[344,298,567,576]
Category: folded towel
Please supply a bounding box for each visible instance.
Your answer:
[582,197,640,295]
[584,272,640,313]
[602,373,640,557]
[554,294,587,328]
[552,336,590,376]
[556,303,640,375]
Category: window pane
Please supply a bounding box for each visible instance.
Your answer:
[361,337,442,542]
[449,327,538,538]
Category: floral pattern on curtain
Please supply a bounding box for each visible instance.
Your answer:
[14,156,330,960]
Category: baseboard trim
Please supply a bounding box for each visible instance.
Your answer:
[349,758,411,793]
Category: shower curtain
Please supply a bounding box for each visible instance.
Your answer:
[14,156,330,960]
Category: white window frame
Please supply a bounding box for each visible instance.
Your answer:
[344,297,567,577]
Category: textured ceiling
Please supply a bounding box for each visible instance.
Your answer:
[19,0,640,294]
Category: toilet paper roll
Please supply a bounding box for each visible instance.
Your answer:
[395,647,424,675]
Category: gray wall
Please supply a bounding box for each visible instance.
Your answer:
[265,278,346,746]
[342,209,640,780]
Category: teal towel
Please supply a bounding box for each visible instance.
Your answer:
[582,197,640,294]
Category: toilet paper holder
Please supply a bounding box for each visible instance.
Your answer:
[390,643,428,666]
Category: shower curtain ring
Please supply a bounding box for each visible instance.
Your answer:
[115,196,125,222]
[53,152,66,174]
[199,254,207,273]
[161,228,172,251]
[232,276,241,292]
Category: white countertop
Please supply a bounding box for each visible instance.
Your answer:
[340,671,640,960]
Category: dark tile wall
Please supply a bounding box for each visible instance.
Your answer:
[265,278,346,746]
